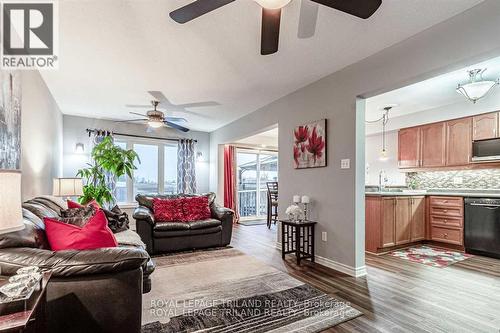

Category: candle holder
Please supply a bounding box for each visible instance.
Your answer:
[302,203,309,221]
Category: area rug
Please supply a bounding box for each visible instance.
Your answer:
[238,219,267,226]
[142,248,361,333]
[388,246,473,268]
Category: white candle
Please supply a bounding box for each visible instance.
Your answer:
[301,195,310,204]
[293,195,301,204]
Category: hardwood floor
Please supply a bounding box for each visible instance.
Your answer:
[231,224,500,333]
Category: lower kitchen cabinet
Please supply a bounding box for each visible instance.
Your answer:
[366,196,426,253]
[428,196,464,246]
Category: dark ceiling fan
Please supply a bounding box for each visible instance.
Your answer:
[169,0,382,55]
[118,100,191,132]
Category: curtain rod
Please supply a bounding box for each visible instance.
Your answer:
[86,128,197,143]
[234,145,278,153]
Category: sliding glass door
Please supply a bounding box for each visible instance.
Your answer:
[237,149,278,219]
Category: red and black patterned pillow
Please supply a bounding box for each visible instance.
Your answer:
[153,198,185,222]
[182,196,211,221]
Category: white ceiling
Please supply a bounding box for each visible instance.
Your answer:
[41,0,484,132]
[235,127,279,147]
[366,55,500,122]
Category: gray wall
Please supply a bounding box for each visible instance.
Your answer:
[209,0,500,272]
[21,71,63,200]
[62,115,211,197]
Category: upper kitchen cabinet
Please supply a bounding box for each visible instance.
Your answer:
[420,123,446,167]
[398,127,420,168]
[473,112,498,141]
[446,118,472,166]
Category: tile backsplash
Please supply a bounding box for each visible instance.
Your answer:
[406,169,500,190]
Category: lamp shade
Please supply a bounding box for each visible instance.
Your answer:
[0,171,24,234]
[52,178,84,197]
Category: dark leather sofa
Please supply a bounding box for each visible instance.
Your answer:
[133,193,234,254]
[0,196,155,333]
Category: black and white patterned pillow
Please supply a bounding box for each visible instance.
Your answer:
[59,206,96,228]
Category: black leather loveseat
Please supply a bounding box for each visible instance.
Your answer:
[0,196,155,333]
[133,193,234,254]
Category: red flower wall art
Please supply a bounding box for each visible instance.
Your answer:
[293,119,327,169]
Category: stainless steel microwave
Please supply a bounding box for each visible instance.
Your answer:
[472,138,500,162]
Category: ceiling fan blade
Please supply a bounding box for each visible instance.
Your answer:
[176,101,220,109]
[169,0,236,24]
[114,118,147,123]
[130,112,149,117]
[147,91,169,103]
[125,104,151,108]
[165,120,190,133]
[298,0,319,39]
[165,116,188,123]
[261,8,281,55]
[310,0,382,19]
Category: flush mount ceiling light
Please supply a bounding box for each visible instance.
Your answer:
[366,104,398,161]
[456,69,499,104]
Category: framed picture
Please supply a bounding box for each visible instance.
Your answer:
[293,119,327,169]
[0,71,21,170]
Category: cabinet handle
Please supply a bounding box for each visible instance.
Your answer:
[443,209,448,213]
[444,233,448,238]
[443,200,448,203]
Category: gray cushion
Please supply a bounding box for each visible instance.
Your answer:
[188,219,221,230]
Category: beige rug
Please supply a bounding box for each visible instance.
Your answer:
[142,248,361,333]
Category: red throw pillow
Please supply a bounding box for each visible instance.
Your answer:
[153,198,185,222]
[67,199,101,209]
[182,196,211,221]
[44,210,118,251]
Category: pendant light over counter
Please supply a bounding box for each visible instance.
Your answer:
[456,68,499,103]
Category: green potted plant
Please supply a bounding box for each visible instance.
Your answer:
[77,137,140,207]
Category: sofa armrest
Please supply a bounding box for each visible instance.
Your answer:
[133,206,155,225]
[0,247,149,277]
[211,205,234,246]
[211,205,234,221]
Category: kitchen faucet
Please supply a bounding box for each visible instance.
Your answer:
[379,170,388,191]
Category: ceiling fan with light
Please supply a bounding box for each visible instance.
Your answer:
[169,0,382,55]
[117,100,191,132]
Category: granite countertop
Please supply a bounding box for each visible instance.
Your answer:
[365,189,500,198]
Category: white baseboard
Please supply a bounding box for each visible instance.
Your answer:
[275,242,367,277]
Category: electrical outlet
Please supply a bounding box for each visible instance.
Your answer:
[453,177,463,185]
[321,232,327,242]
[340,159,350,169]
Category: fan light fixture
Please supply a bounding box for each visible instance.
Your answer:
[148,120,163,128]
[456,69,499,104]
[254,0,292,9]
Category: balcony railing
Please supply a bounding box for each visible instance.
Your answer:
[238,190,268,217]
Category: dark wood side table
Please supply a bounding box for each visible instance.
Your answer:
[280,220,317,265]
[0,271,51,333]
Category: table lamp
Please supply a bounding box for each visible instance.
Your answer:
[0,171,24,234]
[52,178,84,200]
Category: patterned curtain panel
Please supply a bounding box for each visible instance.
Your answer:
[177,139,197,194]
[92,130,116,208]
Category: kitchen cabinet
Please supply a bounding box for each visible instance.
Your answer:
[395,197,411,245]
[473,112,498,141]
[446,118,472,166]
[410,197,425,241]
[428,196,464,246]
[381,198,396,248]
[398,127,420,168]
[365,195,426,253]
[420,123,446,167]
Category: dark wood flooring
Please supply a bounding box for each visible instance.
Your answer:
[232,223,500,333]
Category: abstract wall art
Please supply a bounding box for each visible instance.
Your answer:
[293,119,327,169]
[0,71,21,170]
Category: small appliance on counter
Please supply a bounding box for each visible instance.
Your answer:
[464,198,500,259]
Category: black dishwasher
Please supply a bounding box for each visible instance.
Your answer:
[464,198,500,259]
